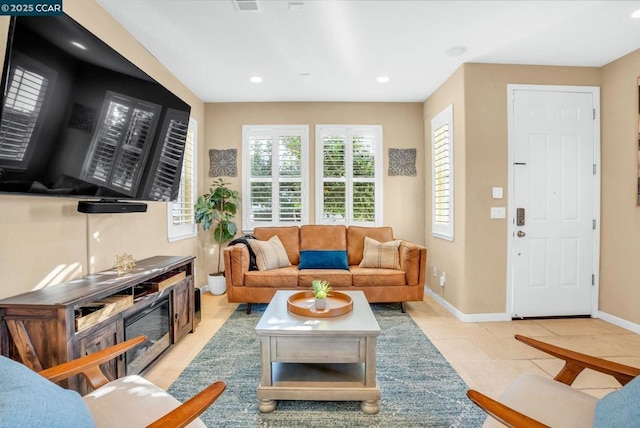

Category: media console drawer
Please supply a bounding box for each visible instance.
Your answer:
[75,295,134,332]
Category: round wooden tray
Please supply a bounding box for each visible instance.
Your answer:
[287,291,353,318]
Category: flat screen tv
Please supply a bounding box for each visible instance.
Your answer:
[0,14,191,212]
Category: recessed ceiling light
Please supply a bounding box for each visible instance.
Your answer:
[632,8,640,19]
[250,76,263,83]
[71,41,87,50]
[445,45,468,57]
[376,76,390,83]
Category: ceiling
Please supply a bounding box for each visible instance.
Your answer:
[95,0,640,103]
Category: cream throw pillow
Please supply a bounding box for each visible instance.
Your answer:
[359,236,402,269]
[247,235,292,271]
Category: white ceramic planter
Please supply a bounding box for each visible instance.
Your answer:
[315,297,327,310]
[208,274,226,295]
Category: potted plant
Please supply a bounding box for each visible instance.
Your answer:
[194,178,240,295]
[311,279,331,310]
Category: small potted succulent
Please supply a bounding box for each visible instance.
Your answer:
[311,279,331,310]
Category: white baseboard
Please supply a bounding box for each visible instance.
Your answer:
[597,310,640,334]
[425,288,511,322]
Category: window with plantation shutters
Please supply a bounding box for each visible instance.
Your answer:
[81,91,160,197]
[167,117,197,242]
[431,104,454,240]
[242,125,309,230]
[0,54,53,169]
[145,108,189,201]
[316,125,382,226]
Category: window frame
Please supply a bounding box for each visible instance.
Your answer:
[315,125,383,227]
[167,117,197,242]
[431,104,454,241]
[242,125,309,231]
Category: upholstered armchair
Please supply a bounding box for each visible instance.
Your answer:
[467,335,640,428]
[0,336,225,428]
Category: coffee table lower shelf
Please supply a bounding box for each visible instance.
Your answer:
[257,362,380,414]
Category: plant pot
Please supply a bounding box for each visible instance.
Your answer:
[208,274,226,296]
[315,297,327,311]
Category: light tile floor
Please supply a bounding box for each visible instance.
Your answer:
[145,292,640,404]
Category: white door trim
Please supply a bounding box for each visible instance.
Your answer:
[506,84,601,318]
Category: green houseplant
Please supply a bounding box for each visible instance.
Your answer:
[194,178,240,283]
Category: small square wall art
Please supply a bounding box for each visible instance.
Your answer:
[209,148,238,177]
[388,148,417,176]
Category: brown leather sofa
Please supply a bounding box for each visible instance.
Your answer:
[223,225,427,313]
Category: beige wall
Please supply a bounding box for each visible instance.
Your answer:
[423,66,467,309]
[0,0,206,300]
[204,102,425,253]
[600,48,640,325]
[424,63,602,315]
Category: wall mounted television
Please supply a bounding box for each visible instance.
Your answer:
[0,14,191,213]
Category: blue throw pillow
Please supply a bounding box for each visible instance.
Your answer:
[298,250,349,270]
[0,356,96,428]
[593,376,640,428]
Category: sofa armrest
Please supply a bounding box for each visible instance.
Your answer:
[223,244,250,287]
[398,241,427,286]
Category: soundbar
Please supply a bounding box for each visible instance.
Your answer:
[77,199,148,214]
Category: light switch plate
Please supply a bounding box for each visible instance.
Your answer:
[491,207,506,219]
[492,187,503,199]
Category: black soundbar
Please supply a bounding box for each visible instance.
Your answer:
[77,199,148,214]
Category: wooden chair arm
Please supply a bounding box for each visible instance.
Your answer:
[515,335,640,386]
[466,389,549,428]
[38,336,146,389]
[146,380,226,428]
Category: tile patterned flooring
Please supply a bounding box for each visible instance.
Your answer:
[145,292,640,404]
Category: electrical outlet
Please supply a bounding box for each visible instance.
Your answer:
[432,266,437,277]
[439,272,446,287]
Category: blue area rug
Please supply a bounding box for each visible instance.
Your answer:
[168,303,486,427]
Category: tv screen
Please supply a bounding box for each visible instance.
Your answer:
[0,14,191,204]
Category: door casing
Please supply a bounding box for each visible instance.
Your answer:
[506,84,601,318]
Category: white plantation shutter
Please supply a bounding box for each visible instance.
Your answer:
[82,92,160,196]
[0,54,53,168]
[316,125,382,226]
[168,117,197,242]
[243,125,308,230]
[432,105,454,240]
[146,109,189,201]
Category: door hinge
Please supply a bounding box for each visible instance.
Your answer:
[593,164,597,175]
[593,108,596,120]
[593,219,596,230]
[592,274,595,286]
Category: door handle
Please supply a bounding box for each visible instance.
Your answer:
[516,231,526,238]
[516,208,525,226]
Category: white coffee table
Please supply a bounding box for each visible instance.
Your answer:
[255,290,381,414]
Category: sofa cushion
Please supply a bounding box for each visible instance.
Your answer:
[299,250,349,270]
[83,375,205,428]
[245,266,299,288]
[254,226,300,265]
[247,235,292,271]
[593,376,640,428]
[300,225,346,251]
[0,355,96,428]
[359,236,402,269]
[347,226,394,265]
[351,267,407,287]
[298,269,353,288]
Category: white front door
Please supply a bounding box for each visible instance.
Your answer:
[508,85,599,318]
